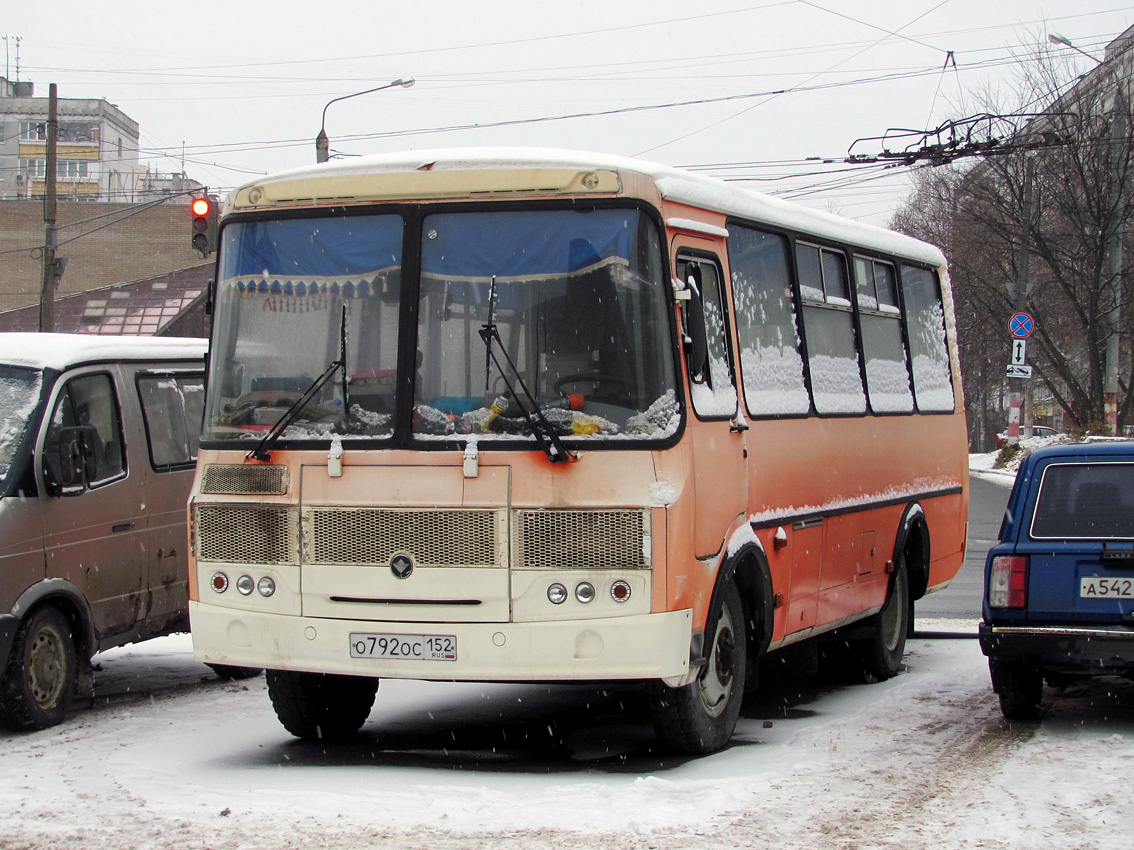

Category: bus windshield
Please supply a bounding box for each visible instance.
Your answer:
[204,213,404,442]
[415,208,677,441]
[203,206,678,445]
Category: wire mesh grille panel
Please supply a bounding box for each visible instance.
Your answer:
[513,510,650,570]
[304,508,503,567]
[196,504,299,564]
[201,464,288,495]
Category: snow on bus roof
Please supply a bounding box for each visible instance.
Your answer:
[232,147,946,267]
[0,333,206,371]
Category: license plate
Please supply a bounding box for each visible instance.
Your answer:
[349,633,457,661]
[1080,577,1134,598]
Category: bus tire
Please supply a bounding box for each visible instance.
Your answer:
[1,606,77,731]
[650,582,746,754]
[266,669,378,742]
[858,555,909,682]
[206,663,264,681]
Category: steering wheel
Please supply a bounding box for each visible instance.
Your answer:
[552,373,633,397]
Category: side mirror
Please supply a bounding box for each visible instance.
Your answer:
[683,284,709,384]
[57,425,98,494]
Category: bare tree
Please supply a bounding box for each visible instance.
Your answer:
[893,38,1133,443]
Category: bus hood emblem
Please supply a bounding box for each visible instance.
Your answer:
[390,553,414,579]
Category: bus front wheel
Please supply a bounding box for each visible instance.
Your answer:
[266,669,378,742]
[650,582,747,754]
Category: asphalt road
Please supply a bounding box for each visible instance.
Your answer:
[916,473,1012,622]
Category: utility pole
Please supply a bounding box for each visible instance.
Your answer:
[1103,74,1125,436]
[38,83,58,333]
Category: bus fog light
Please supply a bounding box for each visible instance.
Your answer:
[610,580,631,602]
[257,576,276,597]
[210,572,229,593]
[575,582,596,603]
[547,583,568,604]
[236,575,255,596]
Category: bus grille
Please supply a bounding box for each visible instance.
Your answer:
[196,505,299,564]
[513,509,650,570]
[303,507,504,567]
[201,464,288,495]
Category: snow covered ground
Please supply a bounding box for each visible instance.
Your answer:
[4,631,1133,850]
[4,445,1132,849]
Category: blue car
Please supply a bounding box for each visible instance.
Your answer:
[979,441,1134,719]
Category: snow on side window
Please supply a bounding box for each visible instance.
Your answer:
[728,226,809,416]
[854,257,913,413]
[901,264,954,413]
[683,259,737,418]
[797,244,865,415]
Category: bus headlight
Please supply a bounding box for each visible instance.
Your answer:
[257,576,276,597]
[236,575,255,596]
[575,582,596,603]
[210,572,229,593]
[610,580,631,602]
[547,583,568,604]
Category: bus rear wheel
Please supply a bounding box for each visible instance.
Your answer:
[266,669,378,742]
[1,606,77,731]
[650,582,747,754]
[856,556,910,682]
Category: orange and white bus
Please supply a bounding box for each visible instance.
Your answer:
[189,149,968,753]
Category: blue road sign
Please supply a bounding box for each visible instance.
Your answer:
[1010,312,1034,338]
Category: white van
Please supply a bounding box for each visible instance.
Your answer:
[0,334,222,730]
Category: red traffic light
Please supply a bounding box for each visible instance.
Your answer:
[191,196,218,254]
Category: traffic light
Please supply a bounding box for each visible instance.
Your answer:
[190,196,218,255]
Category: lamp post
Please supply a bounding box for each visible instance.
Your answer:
[1049,33,1126,435]
[315,78,415,164]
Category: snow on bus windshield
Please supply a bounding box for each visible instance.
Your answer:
[204,214,404,442]
[412,208,678,442]
[204,207,680,445]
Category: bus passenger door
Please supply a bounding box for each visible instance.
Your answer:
[676,252,748,558]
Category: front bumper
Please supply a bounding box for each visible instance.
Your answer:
[979,621,1134,674]
[190,602,693,682]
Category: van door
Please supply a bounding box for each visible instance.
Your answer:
[134,369,204,631]
[38,367,148,640]
[675,250,748,558]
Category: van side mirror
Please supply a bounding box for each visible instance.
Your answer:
[55,426,99,494]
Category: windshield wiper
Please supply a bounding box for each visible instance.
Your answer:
[247,306,349,462]
[478,277,575,464]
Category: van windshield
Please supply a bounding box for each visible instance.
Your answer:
[0,367,44,488]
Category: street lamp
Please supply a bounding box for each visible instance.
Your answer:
[1048,33,1126,435]
[315,77,415,164]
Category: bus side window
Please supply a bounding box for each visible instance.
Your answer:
[679,256,737,419]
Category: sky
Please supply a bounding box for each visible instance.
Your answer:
[5,1,1134,226]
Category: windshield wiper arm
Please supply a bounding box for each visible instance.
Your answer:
[247,307,349,462]
[478,277,575,464]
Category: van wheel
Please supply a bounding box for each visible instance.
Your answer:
[989,660,1042,720]
[650,582,746,754]
[206,663,264,681]
[1,607,77,731]
[856,556,909,682]
[266,669,378,742]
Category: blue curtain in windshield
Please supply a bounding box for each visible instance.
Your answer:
[421,209,639,279]
[222,215,403,278]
